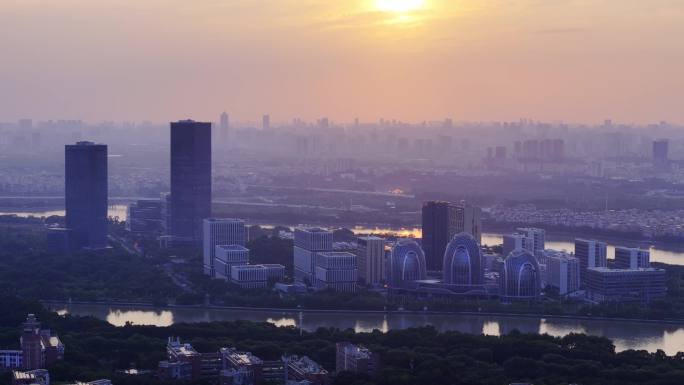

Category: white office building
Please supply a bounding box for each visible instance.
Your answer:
[614,247,650,269]
[294,228,333,285]
[517,227,546,253]
[215,245,250,280]
[315,252,358,293]
[230,264,285,289]
[203,218,247,277]
[354,236,385,285]
[575,238,608,287]
[544,251,580,295]
[502,233,530,257]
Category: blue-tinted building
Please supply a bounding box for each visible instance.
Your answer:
[65,141,108,250]
[169,120,212,244]
[442,232,483,285]
[388,239,427,287]
[501,250,542,300]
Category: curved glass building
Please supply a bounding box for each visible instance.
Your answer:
[388,239,427,287]
[442,232,483,285]
[501,250,542,299]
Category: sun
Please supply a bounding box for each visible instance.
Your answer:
[375,0,425,13]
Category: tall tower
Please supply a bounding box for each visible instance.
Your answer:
[220,112,229,142]
[422,201,481,271]
[170,120,212,245]
[65,141,108,250]
[262,114,270,130]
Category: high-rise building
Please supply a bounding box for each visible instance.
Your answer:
[169,120,212,245]
[574,239,607,287]
[262,114,270,130]
[442,233,483,285]
[544,251,580,295]
[421,201,482,271]
[502,233,529,257]
[614,247,650,270]
[203,218,247,277]
[220,112,229,141]
[354,236,385,285]
[516,228,545,254]
[294,228,333,285]
[65,141,108,250]
[314,252,358,293]
[653,139,669,169]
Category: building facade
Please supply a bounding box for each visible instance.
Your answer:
[203,218,247,277]
[387,239,427,288]
[585,267,666,303]
[294,228,333,285]
[544,252,580,295]
[501,251,542,300]
[169,120,212,245]
[126,199,163,233]
[65,141,108,250]
[335,343,379,376]
[314,252,358,293]
[354,236,385,285]
[574,238,608,287]
[614,247,650,270]
[421,201,481,271]
[442,233,483,285]
[214,245,250,281]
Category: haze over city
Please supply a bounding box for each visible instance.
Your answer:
[1,0,683,123]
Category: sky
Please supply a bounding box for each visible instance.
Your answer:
[1,0,683,124]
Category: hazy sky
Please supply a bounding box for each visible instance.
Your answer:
[1,0,683,124]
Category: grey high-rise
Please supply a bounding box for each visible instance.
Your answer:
[170,120,212,244]
[65,141,108,250]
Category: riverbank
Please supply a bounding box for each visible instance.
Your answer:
[43,299,684,326]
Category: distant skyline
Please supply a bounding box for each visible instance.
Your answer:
[1,0,683,124]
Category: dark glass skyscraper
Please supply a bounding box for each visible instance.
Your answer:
[170,120,212,244]
[65,141,108,250]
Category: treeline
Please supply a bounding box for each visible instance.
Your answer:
[3,297,684,385]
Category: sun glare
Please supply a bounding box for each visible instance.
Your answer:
[375,0,425,13]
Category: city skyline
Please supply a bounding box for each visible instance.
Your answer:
[1,0,682,123]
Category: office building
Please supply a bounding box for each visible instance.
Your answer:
[585,267,666,303]
[19,315,64,370]
[215,245,250,281]
[443,233,483,285]
[614,247,650,269]
[126,199,163,233]
[65,141,108,250]
[387,239,427,288]
[0,350,22,370]
[354,236,385,285]
[516,228,545,254]
[169,120,212,245]
[230,264,284,289]
[544,252,580,295]
[501,251,542,300]
[314,252,358,293]
[284,355,328,385]
[575,239,608,286]
[294,228,333,285]
[203,218,247,277]
[502,233,530,257]
[335,343,379,376]
[421,201,481,271]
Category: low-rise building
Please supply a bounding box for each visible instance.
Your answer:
[215,245,250,281]
[221,347,264,384]
[544,251,580,295]
[335,342,379,376]
[284,355,328,385]
[12,369,49,385]
[161,337,201,380]
[585,267,667,303]
[314,252,357,293]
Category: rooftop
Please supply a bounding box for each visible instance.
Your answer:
[588,267,664,273]
[217,244,249,251]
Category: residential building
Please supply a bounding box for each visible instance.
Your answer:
[169,120,212,245]
[314,252,358,293]
[544,251,580,295]
[614,247,650,269]
[585,267,667,303]
[574,239,607,287]
[354,236,385,285]
[65,141,108,250]
[284,355,328,385]
[294,228,333,285]
[203,218,247,277]
[421,201,482,271]
[335,343,379,376]
[215,245,250,281]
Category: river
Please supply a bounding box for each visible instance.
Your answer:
[50,303,684,355]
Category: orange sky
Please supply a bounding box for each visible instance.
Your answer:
[1,0,682,124]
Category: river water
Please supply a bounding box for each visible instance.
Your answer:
[51,303,684,355]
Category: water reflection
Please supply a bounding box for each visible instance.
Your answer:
[0,204,128,220]
[51,304,684,355]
